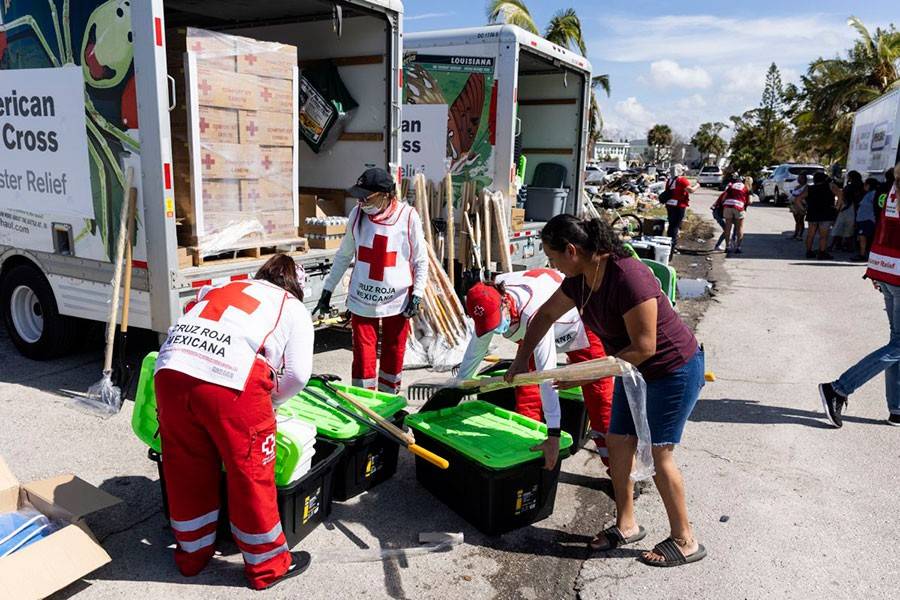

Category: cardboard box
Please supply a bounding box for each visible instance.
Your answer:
[304,223,347,237]
[239,110,294,146]
[308,236,344,250]
[200,180,242,213]
[167,27,238,72]
[0,456,120,600]
[257,210,299,240]
[236,44,297,78]
[510,207,525,231]
[172,106,240,144]
[257,76,293,113]
[195,64,258,111]
[259,146,294,180]
[240,179,294,212]
[197,142,260,179]
[299,193,346,221]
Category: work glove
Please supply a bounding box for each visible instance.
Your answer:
[314,290,332,316]
[402,295,422,319]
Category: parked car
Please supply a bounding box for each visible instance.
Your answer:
[697,165,724,187]
[762,163,825,203]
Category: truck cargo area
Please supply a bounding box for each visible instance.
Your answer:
[516,47,586,224]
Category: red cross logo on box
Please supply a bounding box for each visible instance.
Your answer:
[198,116,210,134]
[262,155,273,171]
[357,234,397,281]
[198,282,261,321]
[260,87,273,103]
[244,54,259,66]
[245,119,259,138]
[198,79,212,96]
[201,153,216,170]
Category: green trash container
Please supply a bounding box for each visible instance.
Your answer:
[406,401,573,535]
[278,380,407,501]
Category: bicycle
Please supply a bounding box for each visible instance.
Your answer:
[583,190,643,239]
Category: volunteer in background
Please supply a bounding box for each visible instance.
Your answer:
[664,164,697,252]
[315,168,428,393]
[820,162,900,428]
[154,254,314,590]
[720,174,752,255]
[459,270,614,466]
[507,215,706,567]
[854,177,879,261]
[805,172,842,260]
[790,174,809,241]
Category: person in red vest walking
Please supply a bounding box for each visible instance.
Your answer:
[719,173,753,255]
[459,269,614,468]
[315,168,428,393]
[154,255,314,590]
[820,162,900,428]
[664,164,698,252]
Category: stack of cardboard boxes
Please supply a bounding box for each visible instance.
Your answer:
[299,192,348,249]
[168,28,300,255]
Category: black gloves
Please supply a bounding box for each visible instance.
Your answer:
[402,295,422,318]
[314,290,333,316]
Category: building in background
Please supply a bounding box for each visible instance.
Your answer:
[627,139,651,164]
[593,140,630,170]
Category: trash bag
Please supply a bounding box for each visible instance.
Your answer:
[299,61,359,153]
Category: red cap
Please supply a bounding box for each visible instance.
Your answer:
[466,283,503,337]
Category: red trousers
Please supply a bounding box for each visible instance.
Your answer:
[155,360,290,590]
[515,329,613,464]
[351,313,410,393]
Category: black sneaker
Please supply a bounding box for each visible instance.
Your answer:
[888,414,900,426]
[806,250,816,259]
[818,251,834,260]
[261,551,312,591]
[819,383,847,428]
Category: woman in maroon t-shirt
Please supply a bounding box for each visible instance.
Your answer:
[507,215,706,567]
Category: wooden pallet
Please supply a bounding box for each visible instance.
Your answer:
[188,237,307,267]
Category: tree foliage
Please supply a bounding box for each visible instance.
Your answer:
[691,122,727,165]
[486,0,538,34]
[647,124,673,163]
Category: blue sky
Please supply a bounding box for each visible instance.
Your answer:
[404,1,896,141]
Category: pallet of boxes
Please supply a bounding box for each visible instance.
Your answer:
[168,28,304,266]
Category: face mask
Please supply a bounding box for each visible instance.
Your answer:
[361,203,382,215]
[493,315,510,335]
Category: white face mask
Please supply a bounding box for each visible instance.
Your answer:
[361,203,382,215]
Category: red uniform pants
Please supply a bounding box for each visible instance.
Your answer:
[515,329,613,464]
[351,313,410,394]
[154,359,290,590]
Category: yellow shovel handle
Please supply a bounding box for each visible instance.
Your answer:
[409,444,450,470]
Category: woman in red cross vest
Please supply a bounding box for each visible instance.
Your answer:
[316,168,428,393]
[154,255,314,590]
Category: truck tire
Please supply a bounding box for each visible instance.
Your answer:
[1,264,80,360]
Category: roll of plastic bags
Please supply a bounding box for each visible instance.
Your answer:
[0,509,53,557]
[619,364,655,481]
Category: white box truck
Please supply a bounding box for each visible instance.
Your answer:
[847,88,900,180]
[0,0,403,359]
[403,25,592,269]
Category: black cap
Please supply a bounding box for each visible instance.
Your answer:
[347,168,395,199]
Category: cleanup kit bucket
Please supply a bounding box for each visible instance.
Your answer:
[476,368,590,455]
[406,401,573,535]
[277,379,408,501]
[150,440,343,549]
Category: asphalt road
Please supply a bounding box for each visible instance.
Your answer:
[577,191,899,599]
[1,189,895,599]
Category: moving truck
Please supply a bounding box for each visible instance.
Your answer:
[404,25,592,270]
[0,0,403,359]
[847,88,900,180]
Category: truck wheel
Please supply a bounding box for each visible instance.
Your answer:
[1,264,80,360]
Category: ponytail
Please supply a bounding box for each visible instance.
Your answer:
[540,214,630,258]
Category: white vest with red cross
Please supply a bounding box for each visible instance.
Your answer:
[348,204,415,317]
[498,269,589,352]
[155,280,291,390]
[867,187,900,286]
[722,182,748,210]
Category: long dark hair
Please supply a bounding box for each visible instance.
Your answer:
[541,215,631,258]
[255,254,304,300]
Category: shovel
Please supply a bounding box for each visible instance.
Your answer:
[113,188,139,396]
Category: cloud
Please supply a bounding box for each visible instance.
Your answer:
[676,94,707,110]
[648,60,712,89]
[601,97,657,139]
[591,14,856,67]
[405,12,455,21]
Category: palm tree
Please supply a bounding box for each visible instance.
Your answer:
[487,2,611,144]
[791,17,900,161]
[647,124,674,164]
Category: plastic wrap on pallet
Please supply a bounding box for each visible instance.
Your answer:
[169,27,299,257]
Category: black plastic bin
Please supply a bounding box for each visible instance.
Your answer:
[330,411,407,501]
[150,438,343,548]
[406,402,573,535]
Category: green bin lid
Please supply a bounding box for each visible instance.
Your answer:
[277,379,406,440]
[405,400,572,470]
[480,368,583,402]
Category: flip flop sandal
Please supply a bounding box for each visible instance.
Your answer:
[638,537,707,567]
[588,525,647,552]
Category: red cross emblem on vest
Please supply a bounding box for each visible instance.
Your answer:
[198,282,261,321]
[524,268,563,283]
[358,234,397,281]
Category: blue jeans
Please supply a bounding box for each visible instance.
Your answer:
[666,205,686,246]
[834,282,900,415]
[609,348,705,445]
